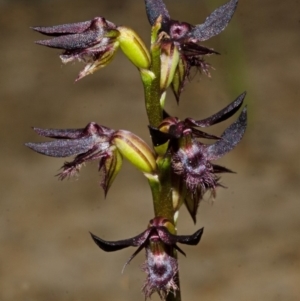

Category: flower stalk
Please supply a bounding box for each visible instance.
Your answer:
[27,1,246,300]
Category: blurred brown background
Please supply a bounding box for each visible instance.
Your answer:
[1,0,299,300]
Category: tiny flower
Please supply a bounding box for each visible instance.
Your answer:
[149,92,247,222]
[25,123,156,195]
[32,17,120,81]
[144,0,238,101]
[90,217,204,299]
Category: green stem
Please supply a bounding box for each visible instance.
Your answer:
[143,42,163,128]
[141,18,182,301]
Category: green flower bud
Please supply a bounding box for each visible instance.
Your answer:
[117,26,151,69]
[112,130,156,173]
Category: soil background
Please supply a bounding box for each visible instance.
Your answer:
[1,0,300,300]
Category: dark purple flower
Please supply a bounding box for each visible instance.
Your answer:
[25,122,120,195]
[149,92,247,222]
[32,17,120,81]
[90,217,203,299]
[144,0,238,101]
[26,123,157,195]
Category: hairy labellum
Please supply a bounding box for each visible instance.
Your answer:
[142,243,178,299]
[90,217,203,299]
[172,140,218,193]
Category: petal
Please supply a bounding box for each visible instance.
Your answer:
[212,164,235,173]
[175,228,204,245]
[189,0,238,42]
[156,226,204,246]
[206,106,247,160]
[144,0,170,27]
[185,91,246,128]
[90,229,151,251]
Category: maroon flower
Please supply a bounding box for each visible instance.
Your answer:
[26,122,157,195]
[144,0,238,101]
[32,17,120,81]
[25,122,120,195]
[90,217,203,299]
[149,92,247,222]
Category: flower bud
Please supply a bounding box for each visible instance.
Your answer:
[112,130,156,173]
[160,40,179,91]
[117,26,151,69]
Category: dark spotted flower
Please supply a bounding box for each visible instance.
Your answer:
[25,122,156,195]
[32,17,150,81]
[32,17,120,81]
[144,0,238,101]
[90,217,203,299]
[149,92,247,222]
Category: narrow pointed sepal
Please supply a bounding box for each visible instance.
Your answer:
[212,164,235,174]
[90,230,150,252]
[25,137,95,158]
[144,0,170,27]
[185,91,246,127]
[207,106,247,160]
[176,228,204,245]
[99,146,123,196]
[32,127,85,139]
[184,191,200,224]
[171,56,187,103]
[189,0,238,42]
[31,20,93,36]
